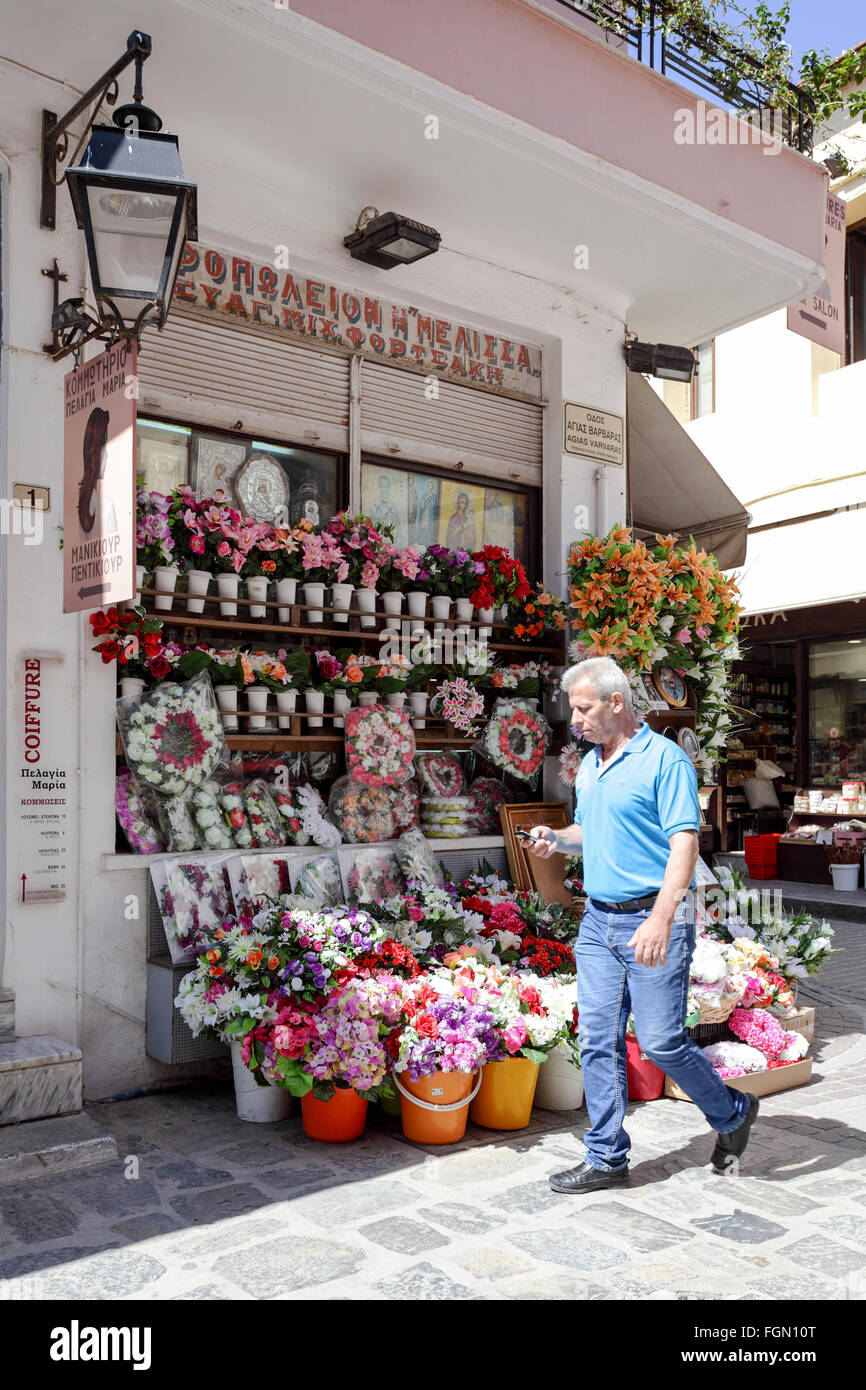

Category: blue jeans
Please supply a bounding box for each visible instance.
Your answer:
[574,900,751,1172]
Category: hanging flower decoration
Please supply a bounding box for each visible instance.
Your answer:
[344,706,416,787]
[434,677,485,737]
[480,699,551,783]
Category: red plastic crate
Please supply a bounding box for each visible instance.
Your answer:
[747,864,777,880]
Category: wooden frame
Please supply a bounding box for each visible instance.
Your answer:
[499,801,573,906]
[652,666,689,707]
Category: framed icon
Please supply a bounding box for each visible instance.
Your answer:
[236,453,290,522]
[677,726,701,763]
[652,665,688,708]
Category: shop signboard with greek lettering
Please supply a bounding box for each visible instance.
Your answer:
[172,244,543,400]
[787,192,847,357]
[20,655,68,902]
[63,344,137,613]
[563,402,624,464]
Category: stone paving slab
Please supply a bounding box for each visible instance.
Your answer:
[0,920,863,1300]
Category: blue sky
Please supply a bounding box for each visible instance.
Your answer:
[784,0,864,65]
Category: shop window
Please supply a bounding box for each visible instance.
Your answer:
[846,226,866,365]
[360,458,537,570]
[136,418,344,525]
[808,638,866,785]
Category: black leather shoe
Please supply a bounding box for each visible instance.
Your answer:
[548,1161,630,1194]
[711,1095,760,1173]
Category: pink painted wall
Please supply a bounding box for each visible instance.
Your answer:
[295,0,826,268]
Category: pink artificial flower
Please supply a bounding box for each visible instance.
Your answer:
[360,560,379,589]
[502,1018,528,1055]
[217,540,231,558]
[231,548,245,574]
[673,628,692,645]
[336,560,349,584]
[190,535,205,555]
[696,624,710,640]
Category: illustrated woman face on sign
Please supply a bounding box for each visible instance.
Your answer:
[78,407,110,535]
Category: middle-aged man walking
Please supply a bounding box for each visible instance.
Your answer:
[528,656,757,1193]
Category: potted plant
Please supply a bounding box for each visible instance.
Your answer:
[270,518,314,619]
[200,502,252,616]
[298,528,347,623]
[378,546,428,617]
[166,486,212,613]
[470,544,531,622]
[242,527,279,618]
[327,511,395,628]
[136,488,178,610]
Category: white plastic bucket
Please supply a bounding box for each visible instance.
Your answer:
[534,1044,584,1111]
[230,1042,293,1122]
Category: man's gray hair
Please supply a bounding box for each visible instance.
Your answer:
[561,656,633,712]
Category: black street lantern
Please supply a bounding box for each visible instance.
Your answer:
[41,30,197,359]
[65,118,195,331]
[625,340,698,383]
[344,207,441,269]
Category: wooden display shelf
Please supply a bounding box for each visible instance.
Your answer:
[136,589,566,658]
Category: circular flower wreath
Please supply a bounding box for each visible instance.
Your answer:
[120,680,225,797]
[482,701,550,782]
[344,706,416,788]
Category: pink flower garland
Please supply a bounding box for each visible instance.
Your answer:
[728,1007,796,1060]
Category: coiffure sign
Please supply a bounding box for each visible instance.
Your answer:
[173,243,543,399]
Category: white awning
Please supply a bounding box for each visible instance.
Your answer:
[733,509,866,615]
[626,373,750,568]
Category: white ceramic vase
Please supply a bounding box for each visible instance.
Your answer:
[230,1041,293,1122]
[185,568,212,615]
[217,572,240,617]
[246,576,269,619]
[408,691,428,729]
[332,690,351,728]
[355,587,378,630]
[330,582,353,624]
[476,606,494,624]
[153,565,179,612]
[384,692,407,710]
[119,676,145,703]
[276,689,297,729]
[454,597,474,622]
[214,684,239,730]
[302,581,326,624]
[304,689,325,727]
[276,576,298,623]
[246,685,269,729]
[407,590,428,619]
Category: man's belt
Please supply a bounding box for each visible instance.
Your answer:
[589,893,659,913]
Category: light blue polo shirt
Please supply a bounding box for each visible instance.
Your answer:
[574,722,700,902]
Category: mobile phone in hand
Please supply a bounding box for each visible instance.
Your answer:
[515,828,541,842]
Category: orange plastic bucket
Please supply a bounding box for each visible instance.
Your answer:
[301,1086,368,1142]
[395,1069,480,1144]
[470,1057,540,1130]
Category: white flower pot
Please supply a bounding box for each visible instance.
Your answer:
[382,591,403,617]
[332,690,351,728]
[497,604,509,622]
[408,691,428,729]
[153,565,179,612]
[304,689,325,727]
[215,684,239,731]
[246,685,269,730]
[119,677,145,703]
[830,862,860,892]
[276,689,297,729]
[302,581,326,623]
[431,595,452,621]
[185,568,212,614]
[384,692,407,710]
[355,586,378,630]
[455,598,474,622]
[358,692,379,708]
[135,564,146,605]
[217,572,240,617]
[330,582,354,624]
[476,606,494,624]
[534,1044,584,1111]
[230,1042,293,1123]
[276,576,298,623]
[246,575,269,619]
[407,590,428,619]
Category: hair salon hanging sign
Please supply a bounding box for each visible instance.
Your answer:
[172,243,543,400]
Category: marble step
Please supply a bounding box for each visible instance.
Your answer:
[0,986,14,1044]
[0,1035,83,1127]
[0,1111,117,1184]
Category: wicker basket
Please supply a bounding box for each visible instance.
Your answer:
[698,996,739,1025]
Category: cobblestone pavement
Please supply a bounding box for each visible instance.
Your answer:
[1,922,864,1302]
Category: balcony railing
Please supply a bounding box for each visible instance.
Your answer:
[555,0,814,153]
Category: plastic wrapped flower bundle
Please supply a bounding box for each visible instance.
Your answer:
[388,973,500,1081]
[346,848,406,905]
[295,784,341,848]
[243,780,287,848]
[421,794,473,838]
[295,852,344,907]
[701,1041,769,1080]
[218,782,253,849]
[415,752,465,798]
[117,671,228,798]
[466,777,508,835]
[328,776,413,843]
[191,780,235,850]
[395,826,445,889]
[270,786,312,846]
[115,770,165,854]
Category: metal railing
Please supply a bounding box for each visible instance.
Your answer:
[555,0,814,152]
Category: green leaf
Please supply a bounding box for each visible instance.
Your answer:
[176,650,210,678]
[520,1046,550,1065]
[311,1079,336,1102]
